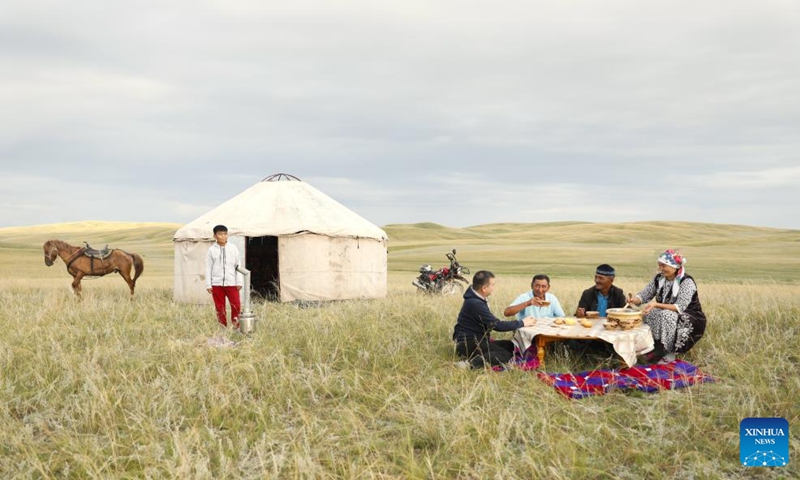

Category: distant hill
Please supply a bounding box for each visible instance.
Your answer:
[384,221,800,282]
[383,221,800,246]
[2,221,798,282]
[0,221,182,277]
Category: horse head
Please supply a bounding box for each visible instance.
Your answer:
[43,240,58,266]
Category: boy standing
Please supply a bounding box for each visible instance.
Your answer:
[206,224,243,329]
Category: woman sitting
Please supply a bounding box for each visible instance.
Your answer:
[628,249,707,364]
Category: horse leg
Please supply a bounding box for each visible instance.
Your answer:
[72,272,85,299]
[119,268,135,298]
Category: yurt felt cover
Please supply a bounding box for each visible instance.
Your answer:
[174,180,386,241]
[173,179,387,303]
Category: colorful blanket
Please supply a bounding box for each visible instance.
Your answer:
[535,359,715,399]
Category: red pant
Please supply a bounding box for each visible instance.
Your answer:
[211,286,241,328]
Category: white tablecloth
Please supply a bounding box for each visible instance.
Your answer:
[512,317,655,367]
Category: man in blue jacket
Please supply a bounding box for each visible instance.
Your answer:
[453,270,536,369]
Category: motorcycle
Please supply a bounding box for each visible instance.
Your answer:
[412,249,471,296]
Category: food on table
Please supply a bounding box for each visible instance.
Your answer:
[606,307,643,329]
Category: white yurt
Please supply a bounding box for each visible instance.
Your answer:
[173,174,388,303]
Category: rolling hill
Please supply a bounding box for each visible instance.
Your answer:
[2,220,798,282]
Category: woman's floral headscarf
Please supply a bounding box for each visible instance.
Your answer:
[657,249,686,300]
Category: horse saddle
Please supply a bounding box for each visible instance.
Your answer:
[83,242,112,259]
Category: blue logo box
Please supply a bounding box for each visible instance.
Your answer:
[740,417,789,467]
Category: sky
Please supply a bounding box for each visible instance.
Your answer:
[2,0,799,230]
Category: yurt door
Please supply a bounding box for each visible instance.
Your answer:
[245,236,280,300]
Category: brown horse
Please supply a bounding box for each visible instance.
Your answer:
[43,239,144,298]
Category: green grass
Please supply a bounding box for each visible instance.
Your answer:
[385,221,800,283]
[1,221,799,478]
[5,220,800,282]
[0,222,178,278]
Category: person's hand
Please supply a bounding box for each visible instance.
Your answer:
[530,297,543,306]
[642,303,655,315]
[522,317,536,327]
[628,293,641,306]
[575,307,586,318]
[207,288,212,294]
[237,285,242,291]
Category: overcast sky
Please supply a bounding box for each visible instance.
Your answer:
[2,0,799,229]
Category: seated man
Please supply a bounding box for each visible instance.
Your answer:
[575,264,627,318]
[503,274,565,320]
[453,270,536,369]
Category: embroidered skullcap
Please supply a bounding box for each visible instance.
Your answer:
[657,249,687,298]
[595,264,615,276]
[657,249,685,269]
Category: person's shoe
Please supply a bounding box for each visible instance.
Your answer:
[638,351,662,365]
[657,354,676,365]
[469,357,487,369]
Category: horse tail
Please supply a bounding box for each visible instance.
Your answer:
[131,253,144,285]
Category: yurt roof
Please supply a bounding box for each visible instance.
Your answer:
[174,176,387,241]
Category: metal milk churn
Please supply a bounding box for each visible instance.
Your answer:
[236,265,257,334]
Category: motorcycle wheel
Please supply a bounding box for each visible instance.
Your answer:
[440,280,464,296]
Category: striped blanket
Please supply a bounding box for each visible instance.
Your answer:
[535,359,715,399]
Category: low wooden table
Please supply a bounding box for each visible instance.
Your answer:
[512,317,655,368]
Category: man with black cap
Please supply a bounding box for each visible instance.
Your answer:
[575,264,627,318]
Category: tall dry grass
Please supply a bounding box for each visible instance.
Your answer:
[1,273,798,479]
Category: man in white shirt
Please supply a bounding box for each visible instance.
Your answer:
[206,224,243,329]
[504,274,565,320]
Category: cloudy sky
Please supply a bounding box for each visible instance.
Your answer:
[2,0,799,229]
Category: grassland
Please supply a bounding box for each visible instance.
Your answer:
[385,221,800,283]
[1,221,798,479]
[0,222,177,278]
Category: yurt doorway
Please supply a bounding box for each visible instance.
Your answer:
[245,236,280,300]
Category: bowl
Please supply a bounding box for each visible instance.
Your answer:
[606,307,643,321]
[602,320,620,330]
[606,308,642,329]
[585,311,599,319]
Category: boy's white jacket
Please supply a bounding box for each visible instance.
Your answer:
[205,243,243,288]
